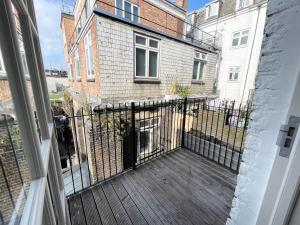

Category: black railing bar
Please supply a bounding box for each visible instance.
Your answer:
[112,104,117,175]
[193,101,200,153]
[230,103,242,169]
[97,109,105,181]
[166,99,171,152]
[131,102,137,169]
[82,108,92,186]
[138,101,141,164]
[71,107,84,190]
[155,100,159,159]
[169,99,174,152]
[208,100,216,159]
[66,140,76,194]
[151,101,155,161]
[91,108,99,183]
[191,98,196,151]
[224,101,235,166]
[212,101,221,161]
[105,104,112,177]
[218,101,227,164]
[203,101,209,157]
[118,103,123,171]
[3,114,27,199]
[159,100,163,155]
[142,101,146,164]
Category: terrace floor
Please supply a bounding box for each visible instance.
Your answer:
[68,148,237,225]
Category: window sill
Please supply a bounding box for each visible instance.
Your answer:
[191,80,205,85]
[134,78,161,84]
[87,77,95,82]
[76,78,81,82]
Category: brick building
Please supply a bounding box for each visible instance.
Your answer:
[61,0,220,107]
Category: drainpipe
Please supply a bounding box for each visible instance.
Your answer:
[240,4,262,103]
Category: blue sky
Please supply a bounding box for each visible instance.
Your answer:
[188,0,211,12]
[34,0,211,70]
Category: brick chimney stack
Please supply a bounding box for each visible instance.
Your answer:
[176,0,188,10]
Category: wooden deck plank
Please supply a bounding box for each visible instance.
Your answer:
[148,155,230,224]
[119,175,166,225]
[69,195,87,225]
[92,185,118,225]
[69,148,237,225]
[101,182,133,225]
[129,169,195,225]
[81,190,102,225]
[110,178,148,225]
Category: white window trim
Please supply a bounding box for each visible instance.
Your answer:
[84,30,94,79]
[115,0,140,22]
[134,33,160,79]
[205,1,219,19]
[236,0,253,10]
[228,66,240,82]
[0,49,5,73]
[192,51,207,81]
[231,29,250,48]
[75,48,81,79]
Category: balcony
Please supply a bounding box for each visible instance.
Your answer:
[54,99,250,225]
[68,148,236,225]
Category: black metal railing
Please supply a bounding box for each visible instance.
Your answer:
[53,98,251,197]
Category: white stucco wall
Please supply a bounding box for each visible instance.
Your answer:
[226,0,300,224]
[197,2,267,104]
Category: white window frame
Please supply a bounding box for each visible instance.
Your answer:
[137,117,160,157]
[75,48,81,79]
[228,67,240,81]
[115,0,140,22]
[236,0,252,10]
[192,51,206,81]
[84,30,94,79]
[205,1,219,19]
[134,33,160,79]
[231,29,250,48]
[0,48,5,73]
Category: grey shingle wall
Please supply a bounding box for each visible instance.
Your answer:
[96,16,218,101]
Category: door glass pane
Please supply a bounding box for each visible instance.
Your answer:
[149,51,158,77]
[0,47,32,225]
[136,48,146,77]
[124,1,132,20]
[140,130,150,155]
[116,0,123,17]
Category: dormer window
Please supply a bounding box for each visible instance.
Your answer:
[236,0,252,10]
[205,1,219,19]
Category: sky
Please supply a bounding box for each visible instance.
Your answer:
[34,0,211,70]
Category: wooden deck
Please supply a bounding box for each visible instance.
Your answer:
[68,148,237,225]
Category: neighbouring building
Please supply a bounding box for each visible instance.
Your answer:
[60,0,220,109]
[45,69,69,92]
[187,0,267,104]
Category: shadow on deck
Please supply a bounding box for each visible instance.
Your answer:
[68,148,237,225]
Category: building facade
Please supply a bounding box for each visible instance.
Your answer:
[187,0,267,104]
[61,0,219,107]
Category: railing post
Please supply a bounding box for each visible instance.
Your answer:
[181,98,188,148]
[131,102,137,170]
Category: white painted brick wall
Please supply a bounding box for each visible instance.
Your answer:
[227,0,300,224]
[96,16,218,101]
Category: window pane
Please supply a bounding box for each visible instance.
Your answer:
[124,1,131,20]
[133,6,139,22]
[136,36,146,45]
[89,46,94,75]
[136,48,146,76]
[193,61,199,79]
[232,38,239,46]
[140,130,150,155]
[240,35,248,45]
[198,62,204,80]
[149,40,158,48]
[234,72,239,80]
[149,51,158,77]
[229,72,233,80]
[0,43,31,225]
[116,0,123,17]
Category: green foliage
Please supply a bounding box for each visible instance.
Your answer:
[62,90,73,116]
[169,80,202,98]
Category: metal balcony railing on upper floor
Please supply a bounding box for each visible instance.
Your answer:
[63,0,221,55]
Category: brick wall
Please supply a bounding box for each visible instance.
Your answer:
[0,79,11,102]
[96,15,218,101]
[0,123,30,225]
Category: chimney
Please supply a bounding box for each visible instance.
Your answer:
[176,0,188,10]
